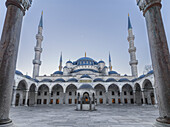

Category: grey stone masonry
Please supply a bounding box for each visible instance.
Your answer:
[137,0,170,125]
[0,0,31,125]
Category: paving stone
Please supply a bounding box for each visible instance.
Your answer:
[9,105,159,127]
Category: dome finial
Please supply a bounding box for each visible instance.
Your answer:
[85,52,86,57]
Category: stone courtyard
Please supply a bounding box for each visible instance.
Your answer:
[10,105,159,127]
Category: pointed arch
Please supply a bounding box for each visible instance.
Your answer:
[94,84,106,104]
[108,84,120,104]
[65,84,77,105]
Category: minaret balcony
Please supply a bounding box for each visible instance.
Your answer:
[129,60,138,65]
[33,59,41,65]
[127,35,135,41]
[34,47,42,52]
[36,34,43,41]
[128,47,136,53]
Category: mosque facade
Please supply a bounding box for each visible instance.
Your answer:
[11,13,157,107]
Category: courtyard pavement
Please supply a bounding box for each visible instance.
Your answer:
[10,105,159,127]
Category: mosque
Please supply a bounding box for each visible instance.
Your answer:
[11,13,157,108]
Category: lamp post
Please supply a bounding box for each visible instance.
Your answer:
[0,0,32,125]
[136,0,170,126]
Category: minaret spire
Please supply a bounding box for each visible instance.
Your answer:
[39,11,43,28]
[127,14,138,77]
[109,52,112,71]
[59,52,62,71]
[32,11,44,78]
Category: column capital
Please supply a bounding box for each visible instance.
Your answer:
[137,0,162,16]
[6,0,32,15]
[13,86,17,90]
[25,89,29,92]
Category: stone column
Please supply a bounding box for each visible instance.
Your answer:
[120,90,123,105]
[63,93,66,104]
[11,86,17,107]
[24,89,29,106]
[133,90,136,104]
[48,92,51,105]
[34,91,38,106]
[153,87,158,106]
[141,89,146,105]
[137,0,170,124]
[0,0,31,125]
[105,90,109,105]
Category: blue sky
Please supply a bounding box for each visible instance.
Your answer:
[0,0,169,77]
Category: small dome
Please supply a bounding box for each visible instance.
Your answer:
[147,70,154,75]
[25,75,32,79]
[138,75,145,79]
[118,78,130,82]
[64,66,68,69]
[33,79,39,82]
[15,70,23,75]
[53,71,63,75]
[81,74,91,79]
[67,78,78,82]
[131,78,138,82]
[93,78,105,82]
[79,84,93,89]
[106,78,117,82]
[66,61,72,64]
[109,71,118,75]
[54,78,65,82]
[98,60,105,64]
[41,79,52,82]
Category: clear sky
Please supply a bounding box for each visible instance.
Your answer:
[0,0,169,77]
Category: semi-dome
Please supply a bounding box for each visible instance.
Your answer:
[81,74,91,79]
[108,71,118,75]
[79,84,93,89]
[147,70,154,75]
[67,78,78,82]
[66,60,72,64]
[41,79,53,82]
[25,75,32,79]
[15,70,23,75]
[53,71,63,75]
[118,78,130,82]
[93,78,105,82]
[54,78,65,82]
[98,60,105,64]
[106,78,117,82]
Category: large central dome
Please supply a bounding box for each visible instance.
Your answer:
[77,57,94,61]
[75,56,98,66]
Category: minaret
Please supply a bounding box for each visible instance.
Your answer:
[109,52,112,71]
[127,14,138,77]
[32,12,43,78]
[59,52,62,71]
